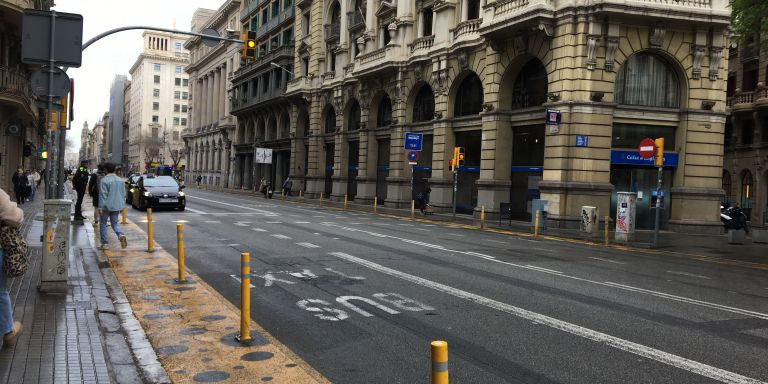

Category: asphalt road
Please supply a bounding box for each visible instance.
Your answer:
[126,189,768,384]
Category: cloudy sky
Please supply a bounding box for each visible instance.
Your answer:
[54,0,224,151]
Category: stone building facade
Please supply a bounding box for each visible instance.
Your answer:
[183,2,242,188]
[272,0,731,233]
[724,33,767,228]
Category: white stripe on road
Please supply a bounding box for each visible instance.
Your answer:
[185,194,278,216]
[589,257,628,265]
[251,228,267,232]
[666,270,711,280]
[184,207,207,214]
[266,221,283,224]
[329,252,765,384]
[296,242,320,248]
[204,220,221,224]
[271,234,291,239]
[229,274,255,288]
[294,221,311,224]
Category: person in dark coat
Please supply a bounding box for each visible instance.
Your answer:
[88,164,105,224]
[11,169,28,205]
[72,164,90,220]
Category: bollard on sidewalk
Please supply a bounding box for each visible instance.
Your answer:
[344,194,348,210]
[121,208,127,224]
[431,340,448,384]
[411,200,415,219]
[235,252,253,343]
[604,215,609,246]
[533,209,540,238]
[374,196,378,214]
[319,192,324,207]
[480,206,485,230]
[175,224,187,283]
[147,208,154,253]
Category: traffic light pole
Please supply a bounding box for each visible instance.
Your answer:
[653,164,662,247]
[452,170,457,218]
[45,12,57,199]
[81,26,243,52]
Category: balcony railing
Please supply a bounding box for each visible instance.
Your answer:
[493,0,534,17]
[0,66,32,100]
[321,71,336,82]
[356,47,386,65]
[411,35,435,53]
[347,10,365,31]
[453,19,482,40]
[324,23,341,42]
[727,91,754,107]
[240,0,263,21]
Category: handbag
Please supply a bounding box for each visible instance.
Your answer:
[0,224,30,277]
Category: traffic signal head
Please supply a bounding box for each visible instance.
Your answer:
[39,148,48,160]
[457,147,466,163]
[654,138,664,167]
[242,31,257,61]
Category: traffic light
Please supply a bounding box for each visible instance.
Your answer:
[457,147,466,167]
[241,31,256,61]
[654,137,664,167]
[23,144,32,157]
[39,148,48,160]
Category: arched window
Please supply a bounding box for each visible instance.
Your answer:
[377,96,392,127]
[268,116,277,141]
[412,84,435,122]
[325,107,336,133]
[615,53,680,108]
[347,100,361,131]
[741,170,753,209]
[281,114,290,138]
[512,59,548,109]
[454,73,483,116]
[722,170,732,203]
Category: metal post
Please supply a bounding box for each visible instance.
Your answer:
[604,215,609,246]
[653,165,662,247]
[431,340,449,384]
[319,192,323,207]
[175,224,186,283]
[344,194,348,210]
[121,208,127,224]
[480,206,485,230]
[411,200,415,219]
[534,209,540,238]
[374,196,378,214]
[146,208,154,252]
[452,170,457,218]
[45,12,57,199]
[235,252,253,343]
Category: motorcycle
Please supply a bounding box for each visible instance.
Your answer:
[720,202,749,233]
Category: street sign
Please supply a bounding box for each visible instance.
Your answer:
[638,138,656,159]
[407,151,419,165]
[404,132,423,151]
[545,109,561,124]
[22,10,83,67]
[30,66,71,98]
[575,135,588,147]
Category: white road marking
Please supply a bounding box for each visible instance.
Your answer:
[329,252,765,384]
[350,223,363,225]
[252,273,297,287]
[266,221,283,224]
[294,221,311,224]
[229,274,255,288]
[251,228,267,232]
[297,242,320,248]
[204,220,221,224]
[666,270,711,280]
[415,228,431,231]
[589,257,628,265]
[398,223,414,226]
[313,233,321,235]
[185,194,279,216]
[324,267,365,280]
[184,207,207,214]
[332,237,339,240]
[271,234,291,239]
[172,220,189,223]
[215,238,229,241]
[321,222,768,321]
[227,243,241,247]
[233,221,252,226]
[313,215,324,218]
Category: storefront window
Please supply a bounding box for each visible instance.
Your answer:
[612,124,675,149]
[722,171,732,203]
[454,73,483,116]
[615,53,680,108]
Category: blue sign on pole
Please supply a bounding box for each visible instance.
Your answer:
[575,135,588,147]
[610,150,679,167]
[404,132,423,151]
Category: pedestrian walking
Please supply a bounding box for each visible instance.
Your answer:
[88,164,105,224]
[98,162,127,250]
[30,169,40,200]
[282,176,293,197]
[0,188,24,347]
[196,175,202,186]
[11,169,28,205]
[25,171,35,202]
[72,164,90,220]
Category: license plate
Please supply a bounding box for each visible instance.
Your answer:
[159,198,177,203]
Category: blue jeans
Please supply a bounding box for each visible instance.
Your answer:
[0,250,14,334]
[99,210,124,244]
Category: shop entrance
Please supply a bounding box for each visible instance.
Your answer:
[347,141,359,199]
[610,166,673,230]
[455,130,481,214]
[376,138,390,203]
[324,143,334,197]
[509,125,545,220]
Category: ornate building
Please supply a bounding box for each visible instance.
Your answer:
[183,2,243,188]
[724,32,767,227]
[261,0,733,233]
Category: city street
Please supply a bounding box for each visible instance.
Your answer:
[127,188,768,384]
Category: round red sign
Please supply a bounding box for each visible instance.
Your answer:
[638,138,656,159]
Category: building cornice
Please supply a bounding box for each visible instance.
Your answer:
[130,52,191,74]
[185,0,242,49]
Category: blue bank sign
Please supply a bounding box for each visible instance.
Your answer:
[404,132,423,151]
[611,150,678,167]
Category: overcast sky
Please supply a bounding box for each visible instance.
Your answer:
[54,0,224,152]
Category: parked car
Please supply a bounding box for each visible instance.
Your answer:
[124,174,141,203]
[130,175,186,211]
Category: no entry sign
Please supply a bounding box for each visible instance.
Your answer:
[638,138,656,159]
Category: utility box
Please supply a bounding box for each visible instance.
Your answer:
[40,199,71,293]
[615,192,636,242]
[531,199,548,230]
[580,206,599,234]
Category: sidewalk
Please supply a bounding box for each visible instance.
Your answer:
[0,188,168,383]
[196,185,768,268]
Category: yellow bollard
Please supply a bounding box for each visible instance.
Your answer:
[374,196,378,214]
[431,340,449,384]
[534,209,540,238]
[320,192,324,207]
[480,206,485,230]
[121,208,127,224]
[344,194,348,210]
[175,224,186,283]
[411,200,415,219]
[147,208,154,253]
[604,215,609,246]
[299,190,303,198]
[235,252,253,343]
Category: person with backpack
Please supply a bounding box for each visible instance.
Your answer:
[11,169,28,205]
[72,163,90,221]
[88,165,105,224]
[282,176,293,197]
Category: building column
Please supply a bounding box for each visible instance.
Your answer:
[219,64,227,119]
[206,73,214,125]
[212,69,220,124]
[201,76,209,127]
[193,78,201,129]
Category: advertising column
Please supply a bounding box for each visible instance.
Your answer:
[615,192,636,242]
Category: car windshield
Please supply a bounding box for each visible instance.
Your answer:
[143,176,178,187]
